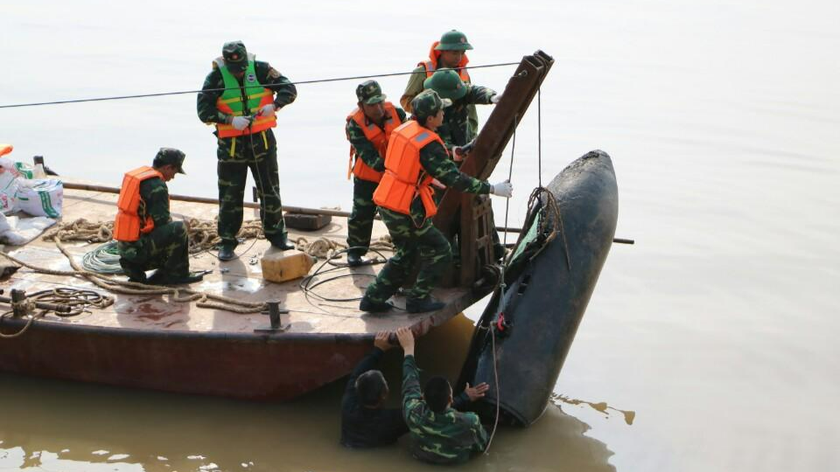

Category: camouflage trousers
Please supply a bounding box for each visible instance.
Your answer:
[346,178,379,257]
[117,221,190,279]
[363,208,452,303]
[216,130,286,249]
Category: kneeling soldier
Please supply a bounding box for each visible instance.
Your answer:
[114,148,203,285]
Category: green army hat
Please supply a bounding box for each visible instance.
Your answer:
[356,80,386,105]
[434,30,473,51]
[423,69,468,100]
[154,147,186,174]
[222,40,248,72]
[411,90,452,120]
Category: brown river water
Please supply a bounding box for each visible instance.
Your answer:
[2,0,839,470]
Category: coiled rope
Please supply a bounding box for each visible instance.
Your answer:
[0,288,113,338]
[0,241,267,316]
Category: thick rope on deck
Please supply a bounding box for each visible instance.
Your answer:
[0,242,267,316]
[44,218,266,254]
[294,235,394,260]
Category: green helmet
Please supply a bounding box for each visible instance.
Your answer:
[434,30,473,51]
[423,69,468,100]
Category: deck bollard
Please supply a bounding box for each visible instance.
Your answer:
[10,289,27,317]
[268,301,281,329]
[254,301,290,333]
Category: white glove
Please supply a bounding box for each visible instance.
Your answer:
[490,180,513,198]
[258,104,276,117]
[490,93,502,104]
[452,146,465,162]
[231,116,251,130]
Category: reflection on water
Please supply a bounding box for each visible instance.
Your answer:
[0,315,615,472]
[552,393,636,426]
[3,0,840,470]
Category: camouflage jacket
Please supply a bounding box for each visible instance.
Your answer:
[436,84,496,150]
[196,60,297,128]
[403,133,490,221]
[345,107,408,173]
[139,177,171,228]
[401,65,479,138]
[401,355,489,464]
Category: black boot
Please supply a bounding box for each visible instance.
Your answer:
[406,296,445,314]
[218,246,236,261]
[346,252,364,267]
[120,259,147,283]
[166,272,205,285]
[148,271,205,286]
[271,234,295,251]
[359,296,392,313]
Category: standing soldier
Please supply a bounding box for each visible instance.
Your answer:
[197,41,297,261]
[401,30,479,141]
[114,148,203,285]
[345,80,407,267]
[359,90,513,314]
[424,68,505,260]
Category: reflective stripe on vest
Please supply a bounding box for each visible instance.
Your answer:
[419,41,471,83]
[113,166,164,242]
[372,121,444,218]
[214,57,277,138]
[345,102,402,183]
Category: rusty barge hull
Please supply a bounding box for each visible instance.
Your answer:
[0,322,371,401]
[0,185,482,401]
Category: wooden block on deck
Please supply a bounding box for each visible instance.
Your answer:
[284,212,332,231]
[261,251,315,283]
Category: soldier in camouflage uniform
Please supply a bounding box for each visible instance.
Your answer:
[423,68,500,154]
[196,41,297,261]
[117,148,203,285]
[360,91,512,314]
[401,30,480,139]
[396,327,489,464]
[345,80,407,267]
[424,68,506,260]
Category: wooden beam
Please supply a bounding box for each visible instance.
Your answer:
[433,50,554,235]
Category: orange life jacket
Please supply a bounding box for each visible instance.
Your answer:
[418,41,471,83]
[213,56,277,138]
[373,121,446,218]
[346,102,402,183]
[113,166,164,242]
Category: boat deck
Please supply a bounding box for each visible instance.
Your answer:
[2,185,479,339]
